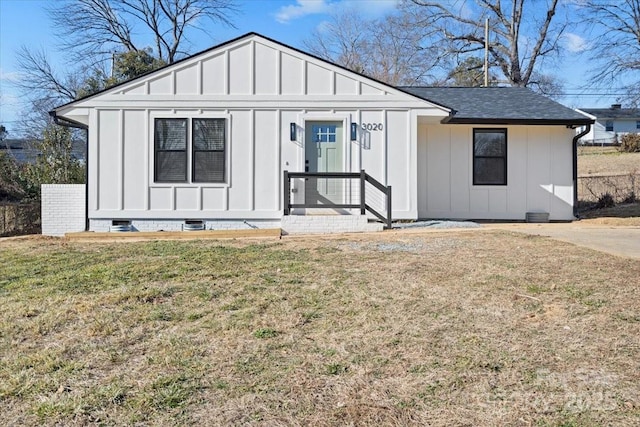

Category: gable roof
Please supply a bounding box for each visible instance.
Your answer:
[51,32,447,114]
[400,87,593,126]
[578,107,640,120]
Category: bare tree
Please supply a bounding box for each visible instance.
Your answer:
[410,0,566,88]
[304,7,444,86]
[581,0,640,105]
[49,0,238,64]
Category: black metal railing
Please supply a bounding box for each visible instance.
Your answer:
[283,170,392,229]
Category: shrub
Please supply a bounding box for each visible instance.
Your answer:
[595,192,615,209]
[622,191,637,204]
[619,134,640,153]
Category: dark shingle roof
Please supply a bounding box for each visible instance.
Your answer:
[578,107,640,120]
[399,86,593,125]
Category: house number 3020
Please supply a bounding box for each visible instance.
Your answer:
[361,123,383,131]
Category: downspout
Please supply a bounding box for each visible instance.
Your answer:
[49,111,90,231]
[572,124,591,219]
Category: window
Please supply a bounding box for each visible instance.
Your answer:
[605,120,614,132]
[312,124,337,143]
[473,129,507,186]
[636,121,640,130]
[154,118,226,183]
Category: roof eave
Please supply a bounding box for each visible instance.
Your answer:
[441,117,595,126]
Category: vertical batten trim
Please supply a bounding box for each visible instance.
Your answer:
[358,81,362,95]
[303,61,307,95]
[171,70,176,95]
[224,50,230,95]
[119,109,125,211]
[224,186,229,211]
[145,81,150,95]
[383,110,388,184]
[172,186,176,211]
[276,109,282,210]
[198,187,203,211]
[93,111,100,211]
[250,109,256,210]
[276,50,282,95]
[197,60,203,95]
[357,109,362,171]
[330,71,336,95]
[144,109,149,210]
[250,40,256,95]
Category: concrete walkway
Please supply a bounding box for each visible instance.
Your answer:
[486,223,640,259]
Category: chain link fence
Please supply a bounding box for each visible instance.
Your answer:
[0,202,41,237]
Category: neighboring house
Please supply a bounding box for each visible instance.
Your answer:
[576,104,640,145]
[50,33,592,234]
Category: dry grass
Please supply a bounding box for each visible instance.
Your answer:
[579,203,640,225]
[1,232,640,426]
[578,147,640,177]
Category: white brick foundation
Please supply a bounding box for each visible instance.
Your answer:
[89,219,281,232]
[281,215,383,234]
[41,184,86,236]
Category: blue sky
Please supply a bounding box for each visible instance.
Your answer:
[0,0,624,137]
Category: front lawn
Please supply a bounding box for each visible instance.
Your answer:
[1,232,639,425]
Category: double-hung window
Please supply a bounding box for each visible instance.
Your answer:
[605,120,614,132]
[154,118,226,183]
[473,128,507,186]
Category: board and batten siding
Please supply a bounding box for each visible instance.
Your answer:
[417,125,574,220]
[75,36,445,222]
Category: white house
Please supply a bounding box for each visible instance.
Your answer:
[576,104,640,145]
[50,33,593,234]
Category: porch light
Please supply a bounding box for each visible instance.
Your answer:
[290,123,297,141]
[350,123,358,140]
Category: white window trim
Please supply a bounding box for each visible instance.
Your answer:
[149,112,232,188]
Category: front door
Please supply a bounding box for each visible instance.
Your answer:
[304,121,344,206]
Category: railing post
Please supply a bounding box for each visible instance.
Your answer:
[386,186,392,229]
[359,169,366,215]
[283,170,290,215]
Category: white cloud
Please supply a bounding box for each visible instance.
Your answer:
[274,0,333,24]
[274,0,398,24]
[0,68,21,83]
[564,32,588,53]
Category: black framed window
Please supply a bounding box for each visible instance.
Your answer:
[193,118,225,183]
[154,117,226,184]
[155,118,187,182]
[473,129,507,186]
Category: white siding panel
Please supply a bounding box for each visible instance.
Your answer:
[149,187,172,210]
[361,83,384,95]
[426,125,450,212]
[281,110,300,172]
[527,128,551,213]
[450,127,470,212]
[281,53,303,95]
[176,187,199,210]
[148,74,172,94]
[228,110,252,210]
[550,128,574,219]
[123,83,146,95]
[417,125,428,216]
[175,65,198,95]
[255,43,278,95]
[97,110,120,210]
[202,187,226,211]
[123,110,146,210]
[254,110,279,210]
[488,189,507,212]
[386,110,410,211]
[229,44,251,95]
[469,189,489,213]
[507,127,527,215]
[359,111,384,183]
[306,62,331,95]
[335,74,357,95]
[202,54,225,94]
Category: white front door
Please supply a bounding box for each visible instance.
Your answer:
[304,121,344,206]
